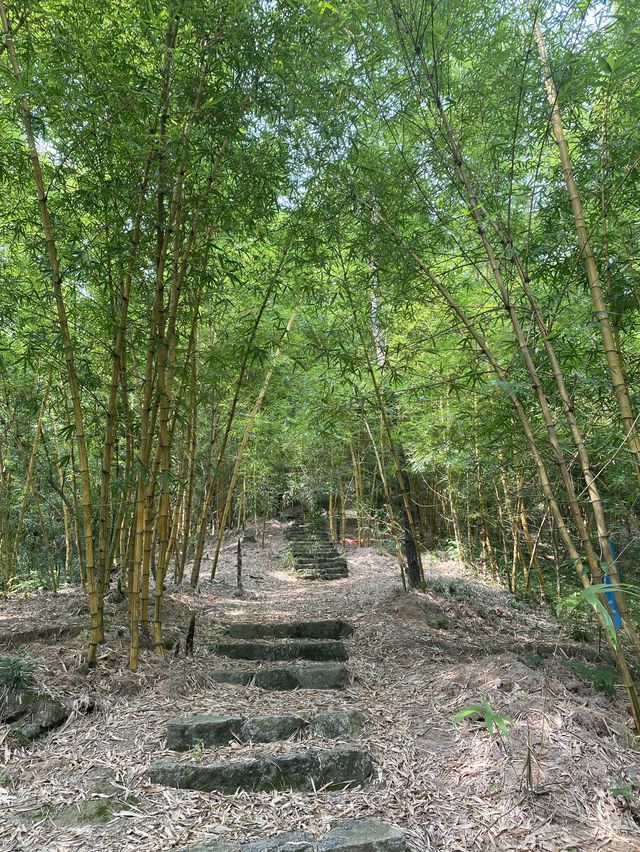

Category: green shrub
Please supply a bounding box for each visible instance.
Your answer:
[0,655,35,690]
[562,659,618,696]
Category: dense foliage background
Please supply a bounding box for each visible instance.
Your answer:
[1,0,640,710]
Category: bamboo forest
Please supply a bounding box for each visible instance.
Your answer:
[1,0,640,849]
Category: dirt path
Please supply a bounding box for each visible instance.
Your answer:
[2,522,640,850]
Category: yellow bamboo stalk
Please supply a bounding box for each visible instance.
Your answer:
[365,199,640,728]
[533,19,640,482]
[0,3,101,663]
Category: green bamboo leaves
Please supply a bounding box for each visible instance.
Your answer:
[453,702,513,738]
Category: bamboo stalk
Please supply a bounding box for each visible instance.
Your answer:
[397,9,640,658]
[0,3,101,663]
[129,11,179,670]
[364,197,640,727]
[364,419,407,589]
[10,381,50,577]
[209,310,298,579]
[533,19,640,482]
[190,268,284,587]
[342,279,424,586]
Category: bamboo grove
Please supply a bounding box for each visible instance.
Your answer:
[1,0,640,722]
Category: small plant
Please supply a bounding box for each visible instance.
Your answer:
[424,576,476,602]
[453,701,512,737]
[0,655,35,690]
[571,624,591,643]
[562,660,618,696]
[7,577,44,595]
[524,652,544,669]
[189,738,205,760]
[557,584,617,646]
[557,582,640,649]
[611,780,636,803]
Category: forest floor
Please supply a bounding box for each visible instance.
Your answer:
[2,521,640,851]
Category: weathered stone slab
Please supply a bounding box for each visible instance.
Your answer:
[296,568,348,576]
[187,832,317,852]
[297,569,349,582]
[224,620,354,640]
[292,663,349,689]
[211,640,348,663]
[166,715,244,751]
[166,713,307,750]
[241,714,307,743]
[311,711,365,740]
[253,667,301,690]
[166,708,368,751]
[181,821,406,851]
[149,745,372,793]
[244,834,314,851]
[1,687,69,743]
[209,663,349,691]
[318,819,407,851]
[292,554,341,562]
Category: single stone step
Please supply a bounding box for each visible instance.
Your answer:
[318,819,408,851]
[184,831,315,850]
[210,662,349,690]
[224,619,354,640]
[166,710,366,750]
[293,564,348,573]
[311,710,365,739]
[211,639,348,662]
[291,551,341,559]
[166,714,305,750]
[182,819,407,851]
[297,570,349,581]
[294,568,348,576]
[290,546,340,558]
[149,744,372,793]
[292,557,346,565]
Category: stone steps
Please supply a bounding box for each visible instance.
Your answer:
[209,662,349,690]
[286,517,349,582]
[293,555,347,565]
[183,819,408,851]
[165,710,365,750]
[144,517,404,845]
[291,547,344,561]
[210,639,348,662]
[149,744,372,793]
[224,619,354,641]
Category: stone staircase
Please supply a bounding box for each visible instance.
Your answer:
[149,618,408,850]
[284,518,348,581]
